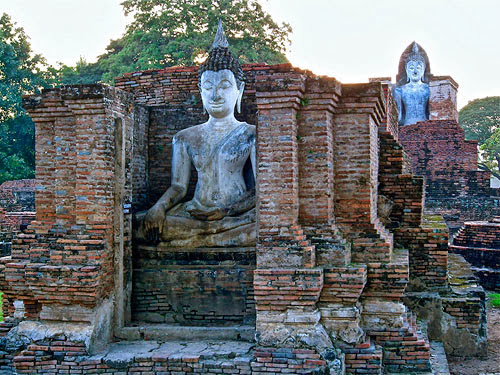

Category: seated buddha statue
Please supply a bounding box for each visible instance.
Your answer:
[136,22,256,248]
[393,42,430,126]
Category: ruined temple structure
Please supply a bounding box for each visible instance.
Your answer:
[450,217,500,291]
[0,33,489,374]
[378,43,500,235]
[371,42,500,295]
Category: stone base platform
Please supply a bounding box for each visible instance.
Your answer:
[6,337,452,375]
[100,340,254,371]
[132,246,255,325]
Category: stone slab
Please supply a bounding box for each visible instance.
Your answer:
[116,324,255,342]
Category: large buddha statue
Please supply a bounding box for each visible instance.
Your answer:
[136,22,256,248]
[393,42,430,126]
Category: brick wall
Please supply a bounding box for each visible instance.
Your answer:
[399,119,499,232]
[0,180,36,255]
[425,197,500,234]
[0,179,36,212]
[399,120,478,179]
[450,218,500,290]
[333,83,393,263]
[378,126,448,291]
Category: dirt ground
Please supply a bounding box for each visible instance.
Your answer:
[448,304,500,375]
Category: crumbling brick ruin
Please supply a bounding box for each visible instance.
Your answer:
[450,217,500,291]
[0,180,35,258]
[0,45,489,374]
[370,46,500,295]
[399,118,500,234]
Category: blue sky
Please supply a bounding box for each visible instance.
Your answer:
[1,0,499,109]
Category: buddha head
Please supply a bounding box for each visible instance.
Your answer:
[405,43,426,83]
[198,21,245,118]
[396,42,430,87]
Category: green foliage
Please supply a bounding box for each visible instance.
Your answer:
[52,57,105,85]
[1,3,291,182]
[56,0,292,84]
[0,13,54,184]
[490,293,500,308]
[459,97,500,180]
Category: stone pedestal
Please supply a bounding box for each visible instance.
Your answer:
[132,246,255,325]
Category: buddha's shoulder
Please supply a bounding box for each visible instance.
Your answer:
[173,124,206,142]
[240,122,256,135]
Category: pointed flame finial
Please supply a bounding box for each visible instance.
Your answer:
[407,41,425,65]
[212,19,229,49]
[412,41,419,54]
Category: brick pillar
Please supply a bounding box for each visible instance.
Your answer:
[297,77,339,229]
[297,77,349,267]
[255,68,315,269]
[4,86,136,351]
[254,66,328,350]
[333,83,393,263]
[429,75,458,121]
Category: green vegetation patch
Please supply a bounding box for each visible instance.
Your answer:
[489,293,500,308]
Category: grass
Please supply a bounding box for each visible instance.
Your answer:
[490,293,500,308]
[0,291,3,321]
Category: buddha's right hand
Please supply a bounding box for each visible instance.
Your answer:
[143,203,165,242]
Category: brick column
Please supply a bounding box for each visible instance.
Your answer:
[254,66,328,350]
[297,77,349,267]
[429,75,459,121]
[333,83,393,263]
[4,85,137,353]
[297,77,339,229]
[255,67,315,269]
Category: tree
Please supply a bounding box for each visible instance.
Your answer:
[0,13,54,184]
[95,0,292,82]
[52,57,105,85]
[459,96,500,179]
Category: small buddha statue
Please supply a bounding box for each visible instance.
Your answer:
[393,42,430,126]
[136,21,256,248]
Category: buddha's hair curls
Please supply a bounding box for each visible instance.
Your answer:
[198,21,245,89]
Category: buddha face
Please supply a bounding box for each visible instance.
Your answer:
[200,69,244,119]
[406,60,425,83]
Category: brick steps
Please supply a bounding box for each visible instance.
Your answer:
[351,219,394,263]
[370,309,431,374]
[363,249,409,300]
[343,337,383,375]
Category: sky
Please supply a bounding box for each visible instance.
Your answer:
[1,0,499,109]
